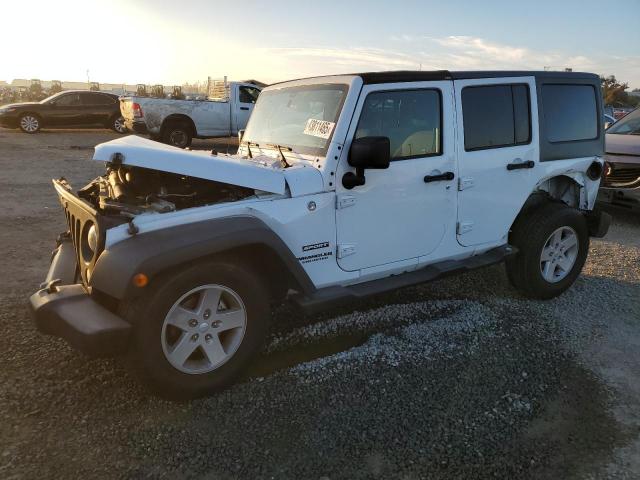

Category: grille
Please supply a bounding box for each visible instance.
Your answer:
[603,163,640,188]
[53,180,104,286]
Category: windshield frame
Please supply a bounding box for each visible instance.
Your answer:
[242,83,349,157]
[607,107,640,135]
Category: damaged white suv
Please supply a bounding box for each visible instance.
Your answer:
[30,70,611,398]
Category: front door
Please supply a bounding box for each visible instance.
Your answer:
[236,85,260,131]
[454,76,540,246]
[47,92,83,126]
[335,81,456,272]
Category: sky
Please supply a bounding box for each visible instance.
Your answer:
[1,0,639,88]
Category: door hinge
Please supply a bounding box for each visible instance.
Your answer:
[336,194,356,210]
[337,244,356,259]
[458,177,474,191]
[457,222,474,235]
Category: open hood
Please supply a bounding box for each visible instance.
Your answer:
[93,135,287,194]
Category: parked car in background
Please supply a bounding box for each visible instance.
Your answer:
[604,113,616,129]
[0,91,126,134]
[598,107,640,211]
[119,82,261,148]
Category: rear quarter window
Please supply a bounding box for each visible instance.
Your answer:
[541,84,598,143]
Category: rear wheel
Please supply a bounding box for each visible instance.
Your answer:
[19,114,40,133]
[506,202,589,299]
[111,115,126,133]
[162,120,193,148]
[122,260,270,399]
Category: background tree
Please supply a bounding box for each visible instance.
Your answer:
[601,75,639,107]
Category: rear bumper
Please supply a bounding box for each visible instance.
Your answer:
[29,238,130,357]
[124,119,148,134]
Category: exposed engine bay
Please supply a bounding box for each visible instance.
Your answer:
[76,163,256,216]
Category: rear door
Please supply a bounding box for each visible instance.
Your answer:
[454,76,540,246]
[80,92,117,125]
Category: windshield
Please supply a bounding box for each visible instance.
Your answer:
[242,84,348,156]
[607,108,640,135]
[39,91,68,104]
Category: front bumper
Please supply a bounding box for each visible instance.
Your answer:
[0,114,19,128]
[29,237,130,357]
[598,188,640,211]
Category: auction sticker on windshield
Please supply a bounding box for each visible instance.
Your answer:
[303,119,335,139]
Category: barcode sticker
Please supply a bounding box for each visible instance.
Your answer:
[303,119,335,139]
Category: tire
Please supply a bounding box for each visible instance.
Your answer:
[111,115,127,134]
[122,260,270,399]
[19,113,41,133]
[161,121,193,148]
[505,202,589,299]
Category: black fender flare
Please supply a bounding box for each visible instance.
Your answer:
[90,215,315,300]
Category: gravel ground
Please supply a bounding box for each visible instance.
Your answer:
[0,128,639,479]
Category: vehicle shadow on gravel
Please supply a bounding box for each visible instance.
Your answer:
[1,266,634,478]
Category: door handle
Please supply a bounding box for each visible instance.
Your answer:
[240,106,250,111]
[424,171,455,183]
[506,160,535,171]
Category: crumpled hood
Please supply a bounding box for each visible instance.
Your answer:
[93,135,291,193]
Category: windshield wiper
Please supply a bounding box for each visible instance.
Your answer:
[244,141,259,159]
[265,143,293,167]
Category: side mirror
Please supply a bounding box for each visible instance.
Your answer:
[238,129,245,142]
[604,121,612,130]
[343,136,390,189]
[349,136,390,169]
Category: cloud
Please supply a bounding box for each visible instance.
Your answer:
[200,35,640,87]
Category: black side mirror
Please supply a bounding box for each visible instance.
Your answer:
[349,136,390,169]
[343,136,390,189]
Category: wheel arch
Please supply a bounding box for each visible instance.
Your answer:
[19,111,44,125]
[90,216,315,303]
[160,114,197,138]
[510,174,587,232]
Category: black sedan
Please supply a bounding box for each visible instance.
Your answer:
[0,90,126,134]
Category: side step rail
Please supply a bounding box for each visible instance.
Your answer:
[292,244,517,314]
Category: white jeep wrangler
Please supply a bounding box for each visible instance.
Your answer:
[30,70,611,398]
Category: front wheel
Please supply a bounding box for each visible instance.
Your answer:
[122,260,270,399]
[19,114,41,133]
[506,203,589,299]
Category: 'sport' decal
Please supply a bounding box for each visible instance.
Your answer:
[302,241,330,252]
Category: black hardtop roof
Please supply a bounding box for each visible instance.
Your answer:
[272,70,599,86]
[358,70,600,84]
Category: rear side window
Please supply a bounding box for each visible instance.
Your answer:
[462,84,531,151]
[81,93,116,106]
[355,89,442,160]
[541,84,598,142]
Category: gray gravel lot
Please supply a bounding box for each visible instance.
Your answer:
[0,128,639,479]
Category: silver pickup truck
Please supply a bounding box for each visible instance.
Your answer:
[120,82,261,147]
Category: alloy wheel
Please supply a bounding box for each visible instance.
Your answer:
[20,115,39,133]
[539,226,579,283]
[161,284,247,374]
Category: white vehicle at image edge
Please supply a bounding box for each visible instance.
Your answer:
[119,81,261,148]
[30,70,611,399]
